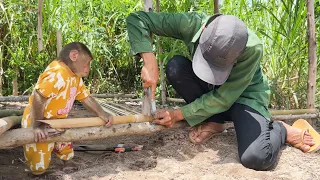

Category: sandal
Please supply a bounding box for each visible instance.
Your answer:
[188,123,222,144]
[292,119,320,153]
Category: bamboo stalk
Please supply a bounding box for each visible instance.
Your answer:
[37,0,43,52]
[57,30,62,56]
[167,97,185,103]
[38,115,153,129]
[214,0,219,14]
[306,0,317,109]
[0,94,137,102]
[271,114,318,121]
[269,108,318,115]
[0,121,189,149]
[0,116,21,135]
[0,110,24,118]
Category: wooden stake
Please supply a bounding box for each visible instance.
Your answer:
[306,0,317,109]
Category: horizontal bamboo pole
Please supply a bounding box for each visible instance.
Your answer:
[0,109,24,118]
[269,108,318,115]
[0,116,21,135]
[0,121,189,149]
[0,94,137,102]
[270,114,318,121]
[39,115,152,129]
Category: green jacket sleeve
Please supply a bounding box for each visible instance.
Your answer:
[126,11,205,55]
[181,45,263,127]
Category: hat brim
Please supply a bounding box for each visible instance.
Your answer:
[192,45,233,85]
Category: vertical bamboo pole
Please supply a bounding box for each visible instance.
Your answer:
[144,0,153,12]
[306,0,317,109]
[12,67,18,96]
[37,0,43,52]
[214,0,219,14]
[57,30,62,56]
[155,0,166,105]
[0,47,2,96]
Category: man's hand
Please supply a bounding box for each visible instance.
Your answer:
[99,115,113,127]
[33,123,64,142]
[153,109,184,128]
[140,52,159,100]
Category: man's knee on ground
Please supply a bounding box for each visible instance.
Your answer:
[240,149,274,171]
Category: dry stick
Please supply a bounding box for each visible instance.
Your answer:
[0,121,189,149]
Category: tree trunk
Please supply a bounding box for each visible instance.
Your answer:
[306,0,317,109]
[0,121,189,149]
[37,0,43,52]
[0,116,21,135]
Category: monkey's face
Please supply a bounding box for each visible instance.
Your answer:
[73,55,92,77]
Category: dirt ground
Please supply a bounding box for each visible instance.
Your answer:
[0,102,320,180]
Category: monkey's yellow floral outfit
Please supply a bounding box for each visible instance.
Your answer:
[21,60,90,175]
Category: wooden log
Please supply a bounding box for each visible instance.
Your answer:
[0,109,24,118]
[0,116,21,135]
[0,121,189,149]
[306,0,317,109]
[0,94,137,102]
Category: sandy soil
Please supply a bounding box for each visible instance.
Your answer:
[0,102,320,180]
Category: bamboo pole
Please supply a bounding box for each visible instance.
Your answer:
[155,0,166,106]
[37,0,43,52]
[38,115,153,129]
[0,121,189,149]
[214,0,219,14]
[0,116,21,135]
[57,30,62,56]
[0,110,24,118]
[0,93,137,102]
[306,0,317,109]
[12,67,18,96]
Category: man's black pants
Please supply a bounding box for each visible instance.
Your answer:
[166,55,287,171]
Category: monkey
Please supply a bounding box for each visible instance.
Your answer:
[21,42,112,175]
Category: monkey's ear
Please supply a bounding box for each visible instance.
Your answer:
[69,50,79,62]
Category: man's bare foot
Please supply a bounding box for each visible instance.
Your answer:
[280,121,315,152]
[189,122,225,144]
[62,160,86,173]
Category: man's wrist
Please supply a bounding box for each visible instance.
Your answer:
[173,109,184,121]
